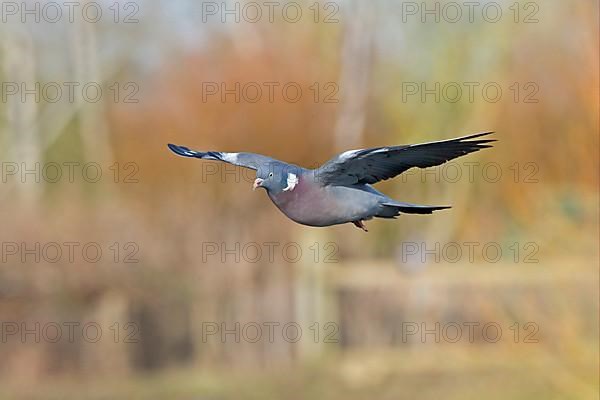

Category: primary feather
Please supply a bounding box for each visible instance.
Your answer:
[314,131,495,186]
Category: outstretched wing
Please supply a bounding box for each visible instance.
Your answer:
[168,144,276,171]
[315,131,496,186]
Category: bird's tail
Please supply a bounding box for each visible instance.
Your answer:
[378,201,451,217]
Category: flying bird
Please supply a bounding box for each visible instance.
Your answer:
[168,132,495,232]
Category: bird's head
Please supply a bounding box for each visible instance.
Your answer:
[253,163,299,194]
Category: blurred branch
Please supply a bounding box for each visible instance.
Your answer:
[1,26,42,208]
[70,0,113,164]
[333,0,375,150]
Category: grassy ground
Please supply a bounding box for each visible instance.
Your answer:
[1,344,597,400]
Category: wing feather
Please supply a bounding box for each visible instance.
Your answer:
[168,144,275,171]
[315,132,496,186]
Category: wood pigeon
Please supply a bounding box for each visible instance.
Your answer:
[168,131,495,232]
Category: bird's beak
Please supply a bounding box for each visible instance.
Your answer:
[253,178,264,191]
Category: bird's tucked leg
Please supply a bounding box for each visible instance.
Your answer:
[353,220,368,232]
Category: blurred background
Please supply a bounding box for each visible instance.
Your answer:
[0,0,598,398]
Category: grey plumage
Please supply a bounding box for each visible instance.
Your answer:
[168,131,495,232]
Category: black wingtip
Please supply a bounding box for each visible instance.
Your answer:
[458,132,497,151]
[459,131,496,141]
[168,143,194,157]
[429,205,452,212]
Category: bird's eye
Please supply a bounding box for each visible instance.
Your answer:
[269,173,273,178]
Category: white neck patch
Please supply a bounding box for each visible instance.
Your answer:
[283,173,299,192]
